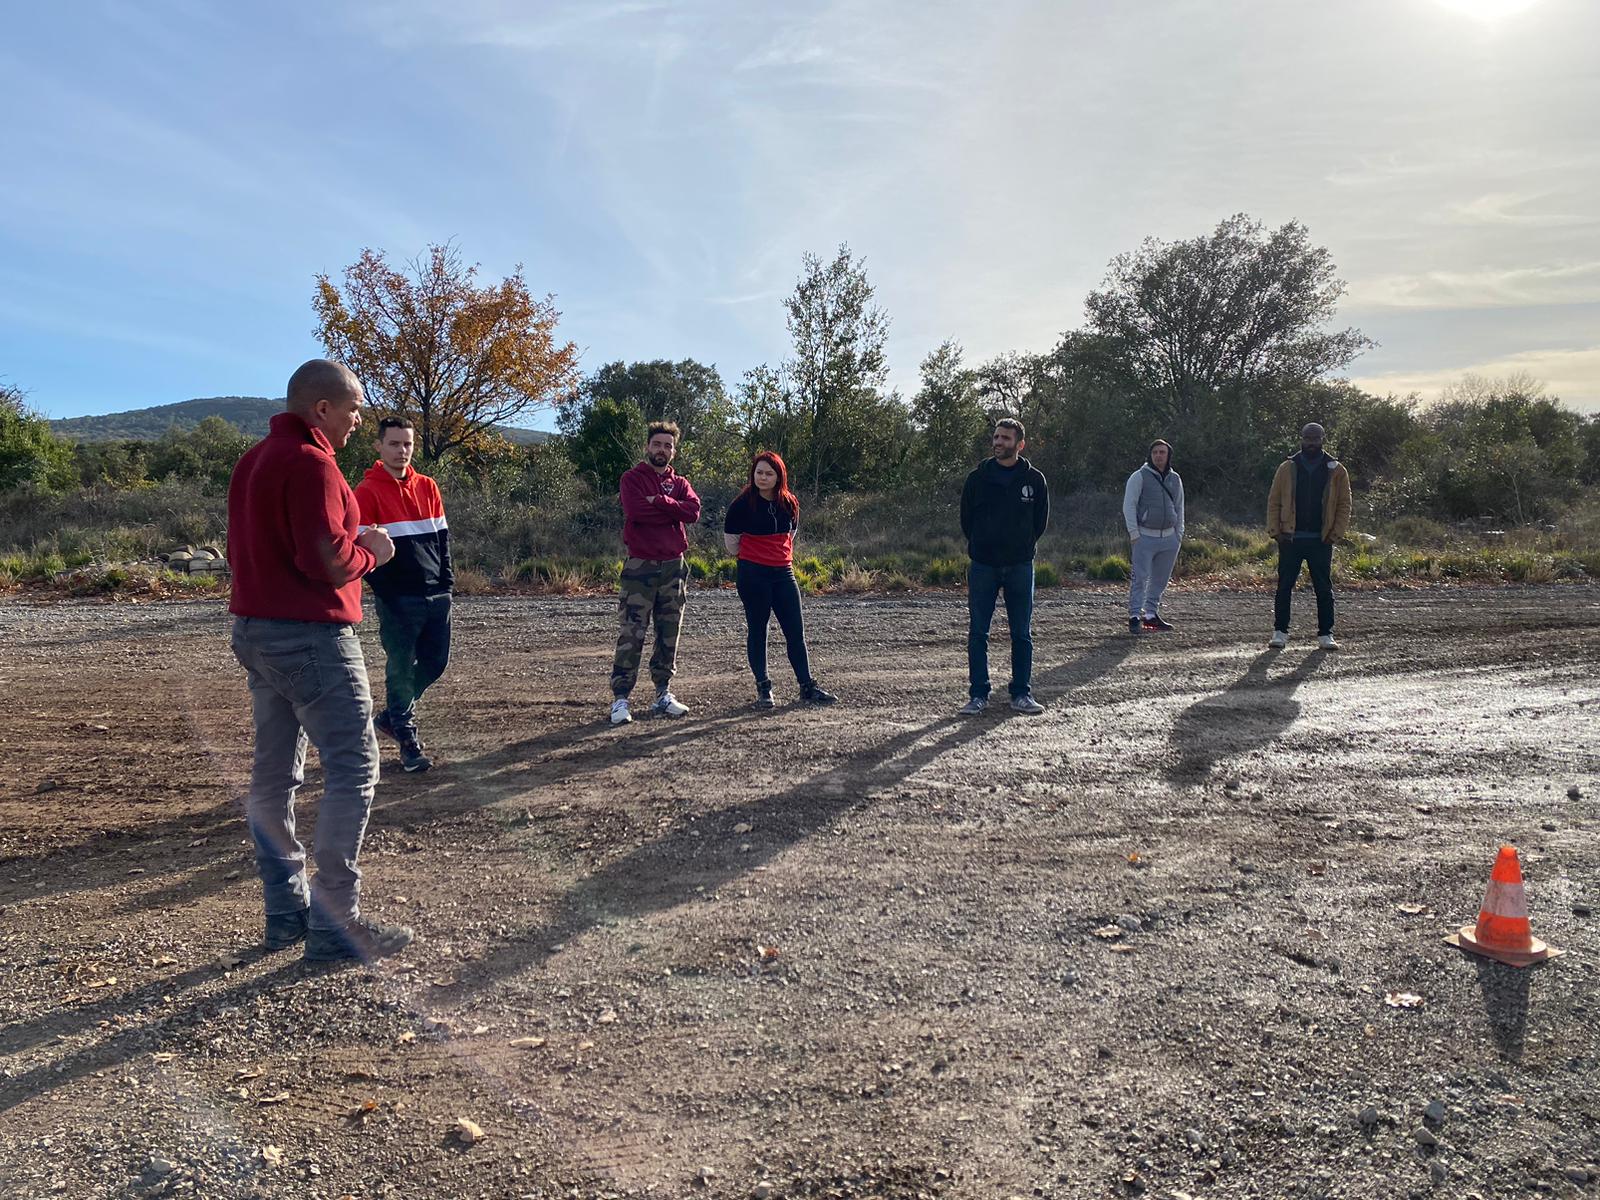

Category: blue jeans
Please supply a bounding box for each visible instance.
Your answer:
[968,561,1035,700]
[230,617,379,929]
[374,591,452,735]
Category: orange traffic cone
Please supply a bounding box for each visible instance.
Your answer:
[1446,845,1562,968]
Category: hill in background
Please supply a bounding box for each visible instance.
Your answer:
[50,396,549,445]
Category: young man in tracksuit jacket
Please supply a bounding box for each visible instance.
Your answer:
[227,358,413,963]
[610,421,703,725]
[1266,422,1353,650]
[354,417,453,772]
[959,417,1049,715]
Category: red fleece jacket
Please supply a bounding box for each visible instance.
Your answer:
[227,412,375,623]
[619,460,702,559]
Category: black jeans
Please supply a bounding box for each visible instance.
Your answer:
[736,561,813,688]
[373,592,453,733]
[1275,539,1334,636]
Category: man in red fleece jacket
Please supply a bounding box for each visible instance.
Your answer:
[609,421,702,724]
[227,359,413,964]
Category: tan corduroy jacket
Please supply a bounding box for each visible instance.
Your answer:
[1266,456,1352,543]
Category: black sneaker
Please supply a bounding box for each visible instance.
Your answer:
[305,917,415,963]
[1128,616,1142,636]
[754,681,775,709]
[399,738,432,773]
[263,908,309,951]
[801,684,838,706]
[1142,614,1174,632]
[372,709,398,743]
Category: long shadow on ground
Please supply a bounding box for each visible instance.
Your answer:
[450,635,1137,999]
[1166,648,1327,785]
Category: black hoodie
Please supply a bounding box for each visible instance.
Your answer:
[960,455,1049,567]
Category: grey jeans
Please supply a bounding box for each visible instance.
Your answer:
[1129,535,1180,618]
[230,617,379,929]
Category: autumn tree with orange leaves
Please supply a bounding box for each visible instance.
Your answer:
[313,244,580,462]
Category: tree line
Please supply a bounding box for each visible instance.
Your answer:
[5,214,1599,541]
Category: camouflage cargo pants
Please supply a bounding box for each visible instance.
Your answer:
[610,556,688,698]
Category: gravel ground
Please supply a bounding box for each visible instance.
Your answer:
[1,584,1598,1200]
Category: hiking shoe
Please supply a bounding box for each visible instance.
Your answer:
[372,709,397,743]
[610,698,633,725]
[801,683,838,706]
[305,917,415,963]
[1128,616,1142,636]
[1268,630,1289,649]
[1142,614,1174,632]
[399,738,432,773]
[263,908,308,951]
[651,690,689,718]
[1009,693,1045,715]
[958,696,987,716]
[1317,634,1340,651]
[754,681,775,709]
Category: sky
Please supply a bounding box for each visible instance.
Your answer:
[3,0,1597,422]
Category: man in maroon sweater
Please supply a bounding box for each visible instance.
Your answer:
[609,421,702,724]
[227,359,413,963]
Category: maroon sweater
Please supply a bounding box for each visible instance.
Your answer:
[227,412,375,624]
[619,461,702,559]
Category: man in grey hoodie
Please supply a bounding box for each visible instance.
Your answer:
[1122,439,1184,634]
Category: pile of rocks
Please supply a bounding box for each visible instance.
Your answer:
[161,545,229,577]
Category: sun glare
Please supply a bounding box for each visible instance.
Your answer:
[1432,0,1543,21]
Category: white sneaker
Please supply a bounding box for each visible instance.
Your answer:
[958,696,987,715]
[651,690,689,718]
[1318,634,1340,651]
[1010,694,1046,715]
[1268,630,1288,649]
[610,698,632,725]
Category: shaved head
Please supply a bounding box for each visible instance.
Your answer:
[286,359,360,416]
[1301,423,1325,442]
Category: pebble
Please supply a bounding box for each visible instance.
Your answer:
[1359,1106,1379,1127]
[753,1183,774,1199]
[1424,1099,1446,1124]
[1573,902,1594,917]
[1569,785,1583,800]
[1430,1162,1447,1184]
[1411,1127,1438,1147]
[1540,821,1558,832]
[1059,970,1080,986]
[146,1158,176,1178]
[1115,914,1142,932]
[1566,1167,1590,1184]
[1183,1128,1204,1150]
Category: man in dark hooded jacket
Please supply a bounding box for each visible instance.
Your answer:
[959,417,1049,715]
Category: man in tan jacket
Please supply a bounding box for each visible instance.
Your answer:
[1266,423,1352,650]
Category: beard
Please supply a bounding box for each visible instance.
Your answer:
[649,452,670,467]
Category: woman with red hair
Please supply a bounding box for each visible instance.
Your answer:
[722,452,838,708]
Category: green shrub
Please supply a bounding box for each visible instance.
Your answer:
[924,556,966,586]
[1091,555,1130,581]
[713,556,738,583]
[1034,561,1060,588]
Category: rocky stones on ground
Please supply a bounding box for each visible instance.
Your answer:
[1424,1099,1446,1125]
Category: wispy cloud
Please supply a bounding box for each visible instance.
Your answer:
[1350,345,1600,411]
[1348,262,1600,310]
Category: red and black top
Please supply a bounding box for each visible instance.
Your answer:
[724,494,797,567]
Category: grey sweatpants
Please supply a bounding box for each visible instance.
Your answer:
[1129,535,1180,618]
[230,617,379,929]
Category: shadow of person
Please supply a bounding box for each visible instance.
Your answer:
[1166,648,1328,785]
[1471,955,1531,1062]
[448,634,1138,1000]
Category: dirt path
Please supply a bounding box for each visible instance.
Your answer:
[2,585,1598,1199]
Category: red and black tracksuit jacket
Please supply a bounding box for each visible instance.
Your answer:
[353,463,453,600]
